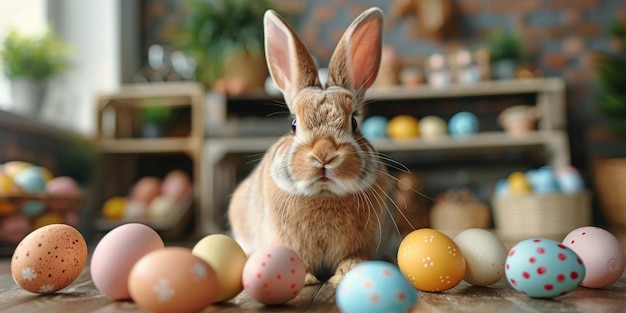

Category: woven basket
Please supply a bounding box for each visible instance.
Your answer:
[593,158,626,227]
[492,192,591,240]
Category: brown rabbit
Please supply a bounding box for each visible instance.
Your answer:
[228,7,392,285]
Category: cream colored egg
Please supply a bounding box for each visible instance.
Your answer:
[11,224,88,293]
[453,228,506,286]
[192,234,247,302]
[419,115,447,139]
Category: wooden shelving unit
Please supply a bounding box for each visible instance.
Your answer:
[200,78,570,235]
[94,82,204,235]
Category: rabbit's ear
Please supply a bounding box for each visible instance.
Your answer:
[264,10,321,109]
[327,7,383,99]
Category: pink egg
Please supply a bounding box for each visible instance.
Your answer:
[0,215,31,244]
[563,226,625,288]
[242,246,306,304]
[90,223,165,300]
[161,170,192,204]
[46,176,82,212]
[131,176,162,206]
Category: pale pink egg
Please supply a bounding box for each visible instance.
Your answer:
[242,246,306,305]
[90,223,164,300]
[563,226,626,288]
[161,170,192,204]
[46,176,82,212]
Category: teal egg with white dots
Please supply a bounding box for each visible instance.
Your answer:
[336,261,417,313]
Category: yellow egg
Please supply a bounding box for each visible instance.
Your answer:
[507,171,532,196]
[102,197,127,219]
[397,228,466,292]
[33,213,64,229]
[192,234,247,302]
[387,115,420,140]
[0,175,20,195]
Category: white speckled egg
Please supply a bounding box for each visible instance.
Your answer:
[128,247,219,313]
[90,223,165,300]
[505,238,585,298]
[242,246,306,304]
[11,224,88,293]
[563,226,625,288]
[192,234,247,302]
[336,261,418,313]
[454,228,507,286]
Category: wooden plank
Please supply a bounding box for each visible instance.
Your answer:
[98,138,195,154]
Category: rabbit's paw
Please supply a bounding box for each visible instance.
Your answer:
[328,258,364,285]
[305,272,321,285]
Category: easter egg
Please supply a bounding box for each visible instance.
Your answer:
[242,246,306,304]
[148,195,177,220]
[505,238,585,298]
[336,261,418,313]
[13,166,46,194]
[11,224,88,293]
[448,112,478,137]
[128,247,219,313]
[161,170,192,204]
[494,178,509,197]
[387,115,419,140]
[46,176,82,212]
[0,174,21,195]
[33,213,64,229]
[192,234,247,302]
[397,228,466,292]
[3,161,33,178]
[0,214,30,244]
[20,201,46,217]
[419,115,447,139]
[131,176,162,206]
[101,197,127,219]
[556,166,584,194]
[507,171,532,196]
[453,228,507,286]
[362,116,389,139]
[526,166,559,195]
[563,226,625,288]
[91,223,165,300]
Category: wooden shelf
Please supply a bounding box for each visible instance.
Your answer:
[99,138,195,154]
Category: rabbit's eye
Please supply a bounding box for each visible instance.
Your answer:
[351,116,358,132]
[291,118,297,133]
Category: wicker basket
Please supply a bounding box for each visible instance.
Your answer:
[593,158,626,227]
[492,192,591,240]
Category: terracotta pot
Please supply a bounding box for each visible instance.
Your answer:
[213,50,268,95]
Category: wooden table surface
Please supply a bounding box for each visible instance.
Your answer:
[2,263,626,313]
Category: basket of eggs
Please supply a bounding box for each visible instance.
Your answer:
[0,161,83,254]
[492,165,591,241]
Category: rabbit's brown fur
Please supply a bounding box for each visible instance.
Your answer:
[228,7,392,284]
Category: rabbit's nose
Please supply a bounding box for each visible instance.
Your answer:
[310,138,339,166]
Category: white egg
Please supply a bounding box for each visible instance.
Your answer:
[454,228,507,286]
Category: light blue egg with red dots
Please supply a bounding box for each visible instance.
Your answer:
[505,238,585,298]
[336,261,417,313]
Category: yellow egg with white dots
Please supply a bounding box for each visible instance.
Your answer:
[397,228,466,292]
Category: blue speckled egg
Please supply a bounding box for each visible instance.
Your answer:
[448,112,478,137]
[362,116,388,139]
[337,261,417,313]
[505,238,585,298]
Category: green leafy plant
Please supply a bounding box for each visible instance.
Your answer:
[179,0,274,88]
[0,28,72,80]
[487,30,525,62]
[595,20,626,139]
[140,100,173,125]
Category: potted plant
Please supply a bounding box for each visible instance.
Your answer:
[139,100,173,138]
[179,0,273,95]
[592,20,626,227]
[486,30,525,80]
[0,28,72,115]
